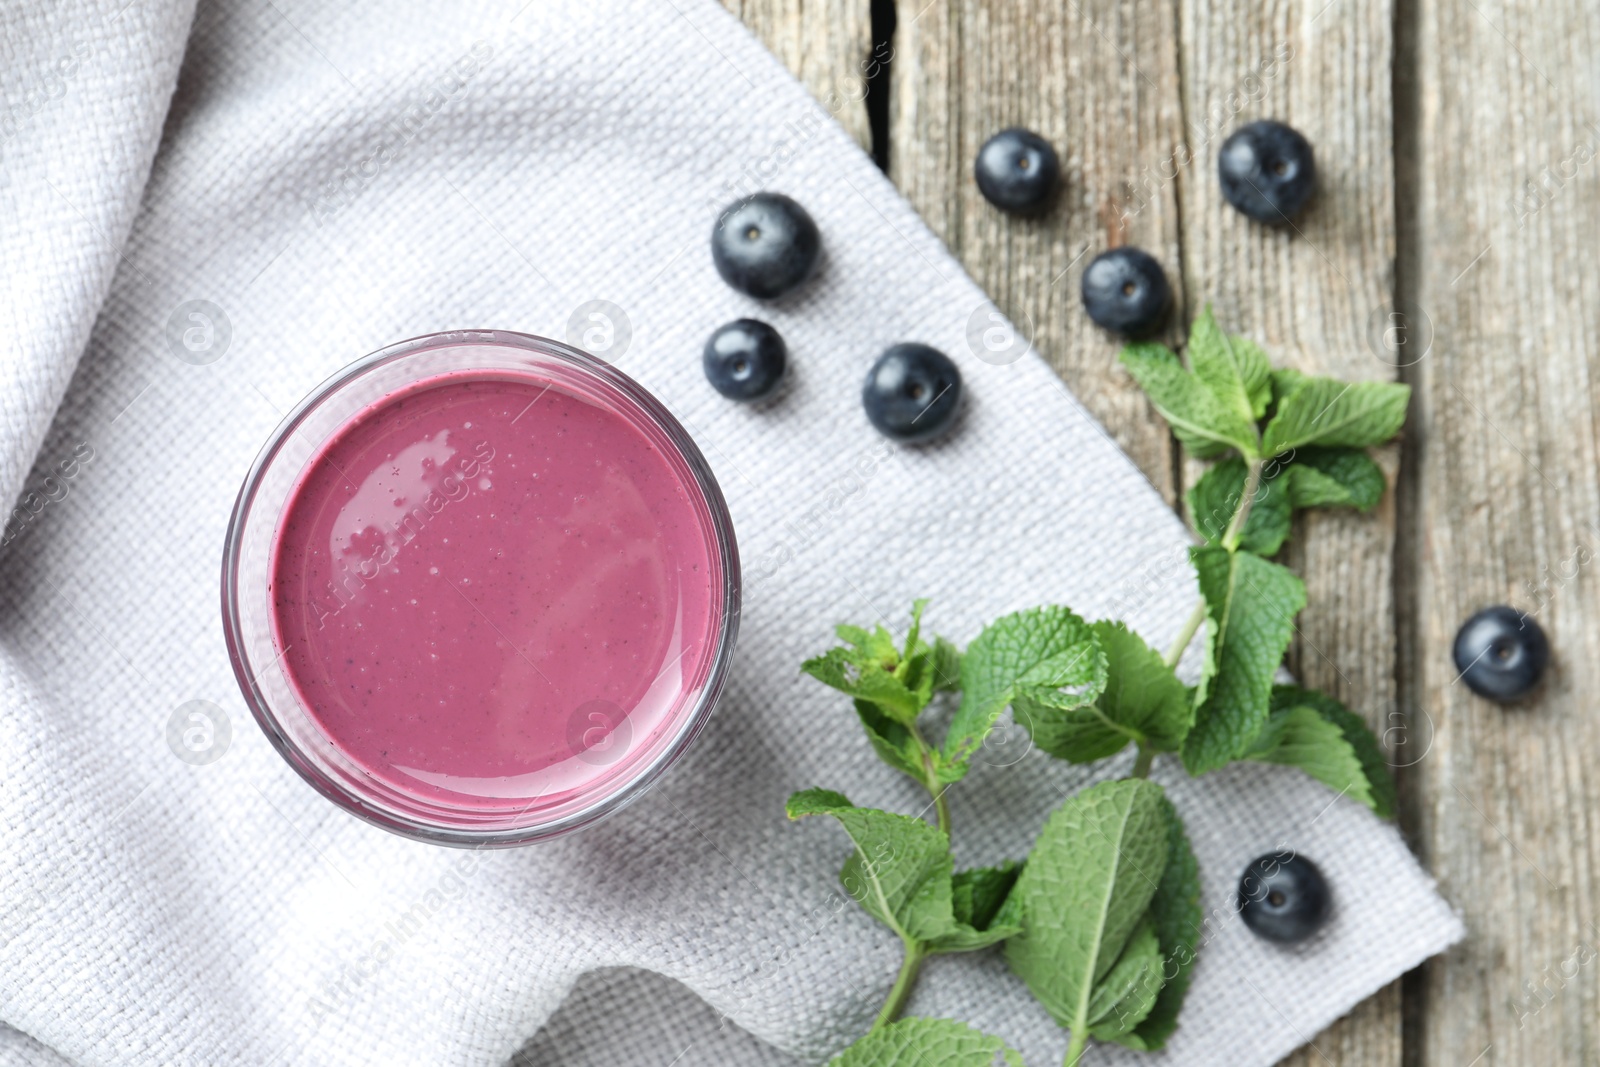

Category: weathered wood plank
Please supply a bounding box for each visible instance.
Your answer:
[1170,3,1404,1062]
[720,0,876,152]
[1406,0,1600,1063]
[887,0,1187,503]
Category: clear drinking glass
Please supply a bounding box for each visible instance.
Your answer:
[222,331,740,846]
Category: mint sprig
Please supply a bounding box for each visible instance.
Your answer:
[1181,545,1307,774]
[793,307,1406,1065]
[1005,779,1169,1057]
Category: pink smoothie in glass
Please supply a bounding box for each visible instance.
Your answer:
[267,370,722,813]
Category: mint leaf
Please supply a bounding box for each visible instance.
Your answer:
[1284,447,1386,511]
[1187,305,1272,423]
[950,861,1022,933]
[1270,366,1306,403]
[1261,376,1410,455]
[835,623,900,664]
[787,790,1016,954]
[1268,686,1397,818]
[852,700,924,782]
[931,636,962,692]
[1093,621,1193,752]
[803,648,924,724]
[944,607,1106,772]
[1181,547,1307,774]
[1087,917,1164,1041]
[827,1018,1023,1067]
[903,598,929,662]
[1124,795,1203,1050]
[1018,621,1191,762]
[1004,779,1170,1038]
[1013,692,1132,765]
[929,861,1024,954]
[786,789,954,942]
[1230,337,1275,420]
[928,918,1021,954]
[1188,457,1292,555]
[1120,343,1260,459]
[1246,704,1377,811]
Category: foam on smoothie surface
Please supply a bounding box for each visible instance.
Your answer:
[268,371,720,807]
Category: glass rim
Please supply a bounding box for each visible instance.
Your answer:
[220,329,742,847]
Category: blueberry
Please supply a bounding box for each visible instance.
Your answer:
[703,319,787,401]
[1080,247,1170,337]
[862,343,962,442]
[1238,853,1330,944]
[1453,605,1548,702]
[975,128,1060,216]
[711,192,821,300]
[1218,120,1317,224]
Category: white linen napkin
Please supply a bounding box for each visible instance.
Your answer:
[0,0,1461,1064]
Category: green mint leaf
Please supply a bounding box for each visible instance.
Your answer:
[1124,795,1203,1050]
[1270,366,1306,405]
[1093,621,1193,752]
[928,914,1022,954]
[1187,457,1292,556]
[1181,547,1307,774]
[827,1018,1023,1067]
[1268,686,1397,818]
[1187,305,1272,423]
[1120,342,1260,459]
[1004,779,1170,1037]
[852,700,925,782]
[803,648,925,725]
[835,623,900,664]
[1246,704,1377,812]
[1231,337,1275,420]
[1086,917,1164,1041]
[951,861,1022,932]
[931,636,962,692]
[1261,376,1411,455]
[903,598,929,663]
[786,789,955,943]
[927,862,1024,953]
[1014,691,1134,764]
[1016,621,1190,762]
[944,606,1106,771]
[1283,447,1386,511]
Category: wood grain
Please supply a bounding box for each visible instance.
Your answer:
[1172,1,1403,1062]
[1405,0,1600,1063]
[887,0,1187,503]
[719,0,876,152]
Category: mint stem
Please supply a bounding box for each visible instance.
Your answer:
[1164,454,1262,670]
[1220,457,1265,551]
[1129,744,1154,779]
[874,937,926,1030]
[1064,1026,1089,1066]
[864,723,951,1031]
[909,723,951,835]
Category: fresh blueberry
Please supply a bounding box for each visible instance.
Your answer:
[1218,120,1317,224]
[703,319,787,401]
[710,192,821,300]
[975,128,1060,216]
[862,343,962,443]
[1080,247,1170,337]
[1453,605,1548,702]
[1238,853,1331,944]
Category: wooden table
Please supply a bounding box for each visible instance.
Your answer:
[723,1,1600,1063]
